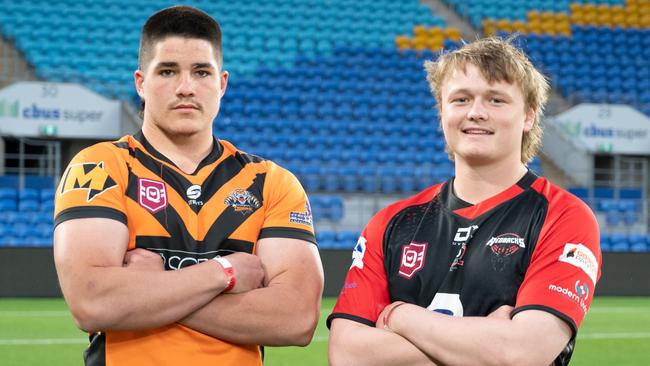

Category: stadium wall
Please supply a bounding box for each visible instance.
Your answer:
[0,249,648,297]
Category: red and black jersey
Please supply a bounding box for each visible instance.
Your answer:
[328,171,601,365]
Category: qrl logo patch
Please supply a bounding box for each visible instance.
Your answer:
[399,242,427,279]
[59,161,117,202]
[138,178,167,213]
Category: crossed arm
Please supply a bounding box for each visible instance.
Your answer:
[329,303,572,366]
[54,217,324,346]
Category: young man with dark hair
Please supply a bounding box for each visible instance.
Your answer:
[328,37,601,366]
[54,6,323,365]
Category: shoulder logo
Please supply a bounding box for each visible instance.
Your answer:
[350,236,367,270]
[399,242,428,279]
[224,189,260,215]
[290,200,313,227]
[138,178,167,213]
[59,161,117,202]
[558,243,598,284]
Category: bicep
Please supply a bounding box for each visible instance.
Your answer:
[511,309,573,362]
[54,218,129,275]
[255,237,323,287]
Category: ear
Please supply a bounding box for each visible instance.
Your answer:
[134,70,145,99]
[523,108,535,132]
[219,70,229,98]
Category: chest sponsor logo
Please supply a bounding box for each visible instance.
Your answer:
[453,225,479,244]
[59,161,117,202]
[224,189,260,215]
[450,225,478,270]
[426,292,464,317]
[350,236,366,270]
[548,282,588,313]
[558,243,598,284]
[399,242,427,279]
[290,200,313,227]
[186,184,203,206]
[138,178,167,213]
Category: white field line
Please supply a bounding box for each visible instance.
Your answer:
[587,307,650,314]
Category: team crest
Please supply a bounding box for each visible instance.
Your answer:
[59,161,117,202]
[138,178,167,213]
[486,233,526,272]
[224,189,260,215]
[399,242,428,279]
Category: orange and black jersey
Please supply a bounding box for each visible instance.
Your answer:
[55,131,315,366]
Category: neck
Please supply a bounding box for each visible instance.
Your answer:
[141,124,214,174]
[453,156,528,204]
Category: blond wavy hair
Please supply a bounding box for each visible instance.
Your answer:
[424,37,549,163]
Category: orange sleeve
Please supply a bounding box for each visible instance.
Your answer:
[258,162,316,244]
[54,142,128,227]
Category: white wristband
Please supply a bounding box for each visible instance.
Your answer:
[213,256,235,292]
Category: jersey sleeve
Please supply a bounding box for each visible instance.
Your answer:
[54,143,128,227]
[258,162,316,244]
[512,196,601,334]
[327,208,391,328]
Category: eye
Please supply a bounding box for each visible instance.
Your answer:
[195,70,211,77]
[452,97,468,104]
[159,69,174,76]
[490,97,505,104]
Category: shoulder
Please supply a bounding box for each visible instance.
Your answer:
[530,177,596,224]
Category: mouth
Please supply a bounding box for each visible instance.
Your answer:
[172,103,199,111]
[462,128,493,135]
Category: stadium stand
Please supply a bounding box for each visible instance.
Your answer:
[0,0,648,250]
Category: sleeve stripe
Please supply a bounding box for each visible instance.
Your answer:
[326,313,375,329]
[511,304,578,336]
[54,206,127,228]
[259,227,316,245]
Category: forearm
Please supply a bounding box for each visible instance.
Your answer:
[180,284,320,346]
[390,305,566,366]
[60,261,226,332]
[329,319,436,366]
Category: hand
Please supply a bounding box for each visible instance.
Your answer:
[221,252,265,294]
[376,301,406,331]
[487,305,514,319]
[123,248,164,271]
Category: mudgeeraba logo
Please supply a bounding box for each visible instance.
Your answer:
[575,280,589,300]
[224,189,260,215]
[350,236,367,270]
[59,161,117,202]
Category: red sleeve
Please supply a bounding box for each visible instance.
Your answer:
[327,207,392,328]
[513,187,602,333]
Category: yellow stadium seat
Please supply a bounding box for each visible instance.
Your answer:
[496,19,513,32]
[414,25,428,38]
[528,10,541,22]
[428,27,443,38]
[527,20,543,34]
[512,20,528,33]
[445,28,462,41]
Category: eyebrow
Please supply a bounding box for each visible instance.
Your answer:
[154,62,215,69]
[448,88,511,97]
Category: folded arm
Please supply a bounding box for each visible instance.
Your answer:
[180,237,324,346]
[54,218,228,332]
[386,303,572,366]
[328,318,436,366]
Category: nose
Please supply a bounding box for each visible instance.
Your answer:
[175,72,195,97]
[467,100,487,121]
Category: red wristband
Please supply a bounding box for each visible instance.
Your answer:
[213,256,236,292]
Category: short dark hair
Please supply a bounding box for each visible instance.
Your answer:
[138,5,222,71]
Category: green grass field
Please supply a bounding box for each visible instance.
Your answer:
[1,297,648,365]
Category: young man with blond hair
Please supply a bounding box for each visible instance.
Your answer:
[54,6,323,365]
[328,37,601,366]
